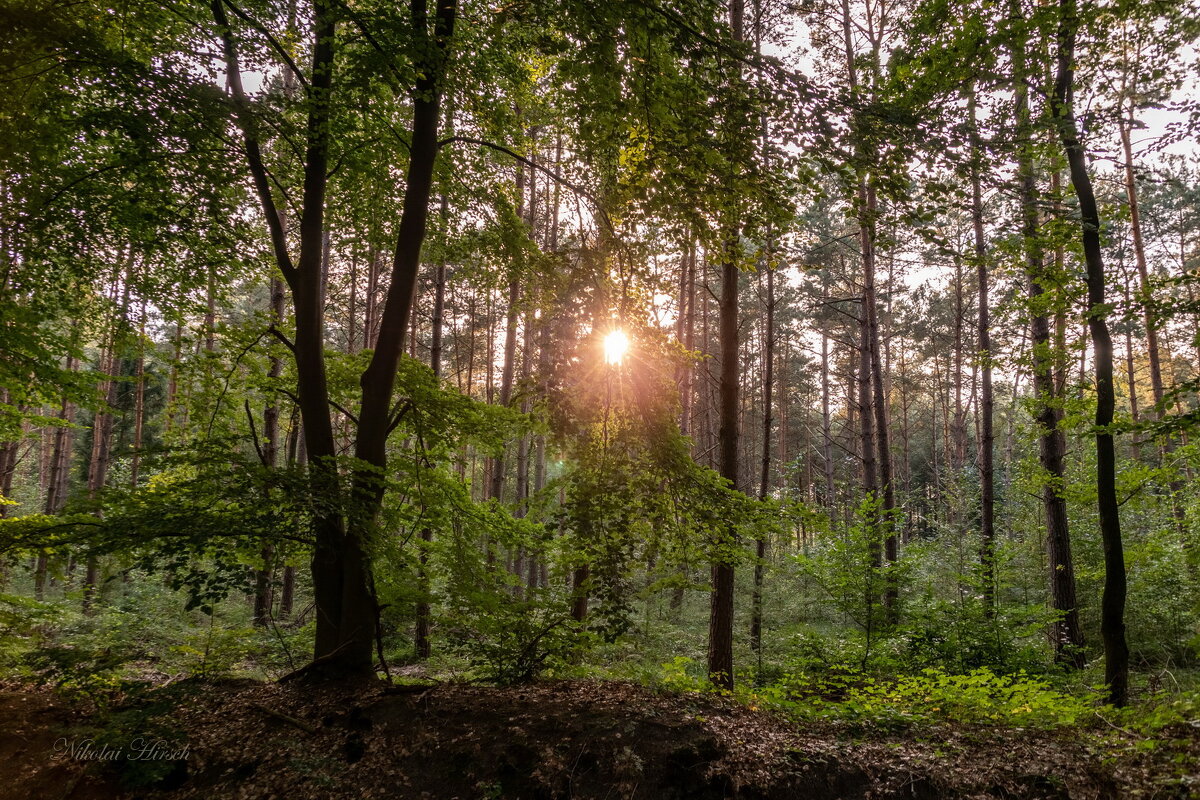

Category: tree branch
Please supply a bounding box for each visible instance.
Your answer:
[211,0,296,281]
[219,0,311,92]
[437,135,615,233]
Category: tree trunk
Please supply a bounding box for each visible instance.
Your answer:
[571,564,589,622]
[215,0,459,674]
[254,276,286,627]
[415,193,449,660]
[952,255,967,474]
[969,89,996,618]
[750,253,774,661]
[83,338,120,614]
[348,0,458,673]
[1052,0,1128,704]
[280,421,302,620]
[706,0,744,692]
[865,183,898,619]
[1010,0,1084,667]
[1119,102,1165,412]
[1121,269,1143,462]
[821,331,835,510]
[129,302,147,487]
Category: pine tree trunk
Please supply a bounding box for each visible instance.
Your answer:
[970,89,996,617]
[708,0,745,688]
[1119,104,1165,412]
[83,339,120,614]
[952,255,967,474]
[750,256,774,661]
[130,303,147,487]
[1121,271,1143,462]
[821,332,835,510]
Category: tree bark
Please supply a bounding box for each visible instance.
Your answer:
[1119,102,1165,412]
[1052,0,1128,704]
[1009,0,1085,668]
[707,0,745,692]
[83,336,120,614]
[254,275,286,627]
[215,0,459,673]
[414,192,449,660]
[969,89,996,618]
[821,331,835,510]
[348,0,458,673]
[750,252,774,661]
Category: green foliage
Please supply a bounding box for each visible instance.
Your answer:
[69,680,198,789]
[794,495,909,666]
[658,657,1094,730]
[0,446,310,614]
[656,655,715,694]
[759,667,1094,729]
[0,571,307,700]
[0,300,96,440]
[895,597,1061,675]
[444,586,585,684]
[0,592,64,668]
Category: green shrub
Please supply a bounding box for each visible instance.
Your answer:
[655,659,1095,731]
[756,667,1093,729]
[444,586,587,684]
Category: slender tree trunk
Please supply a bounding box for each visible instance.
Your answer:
[821,331,835,510]
[36,358,77,598]
[1033,224,1085,665]
[365,247,381,350]
[1010,0,1084,666]
[1121,269,1144,462]
[1052,0,1128,704]
[858,297,879,536]
[490,271,521,503]
[778,337,790,491]
[969,89,996,617]
[670,240,696,614]
[840,0,895,618]
[83,338,120,614]
[706,0,745,693]
[130,303,147,487]
[0,439,16,520]
[952,255,967,474]
[866,189,898,619]
[254,276,286,627]
[750,254,774,661]
[1119,103,1165,412]
[414,194,449,659]
[280,421,302,620]
[899,345,913,542]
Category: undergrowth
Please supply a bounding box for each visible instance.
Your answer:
[653,655,1200,741]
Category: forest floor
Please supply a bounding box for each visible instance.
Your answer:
[1,677,1197,800]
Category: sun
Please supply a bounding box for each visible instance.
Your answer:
[603,329,630,365]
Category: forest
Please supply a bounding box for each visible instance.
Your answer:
[3,0,1200,797]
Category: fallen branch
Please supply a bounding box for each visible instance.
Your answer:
[381,683,437,696]
[248,702,317,733]
[277,640,353,683]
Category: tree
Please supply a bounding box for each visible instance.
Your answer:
[1050,0,1129,705]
